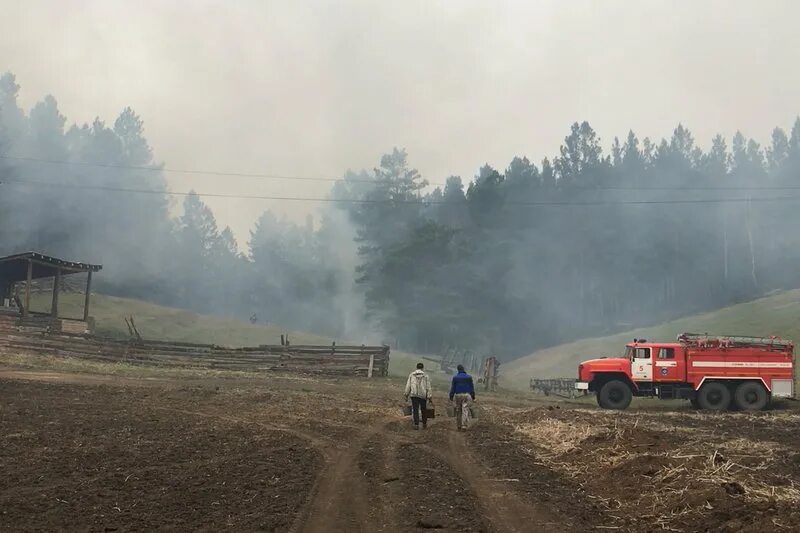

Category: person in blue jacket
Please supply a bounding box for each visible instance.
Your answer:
[449,364,476,431]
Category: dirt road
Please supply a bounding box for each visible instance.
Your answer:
[2,367,799,531]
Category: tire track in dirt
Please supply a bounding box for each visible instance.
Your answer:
[358,421,419,531]
[375,437,405,530]
[380,418,578,532]
[2,372,383,533]
[463,420,602,531]
[362,419,491,532]
[151,406,380,532]
[434,431,569,532]
[291,426,381,533]
[146,406,362,533]
[1,370,582,531]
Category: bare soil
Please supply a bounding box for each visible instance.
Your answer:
[1,367,799,532]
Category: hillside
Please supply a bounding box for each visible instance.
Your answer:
[504,289,800,390]
[26,292,430,376]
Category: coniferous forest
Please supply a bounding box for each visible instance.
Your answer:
[2,72,800,359]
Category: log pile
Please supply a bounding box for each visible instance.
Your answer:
[0,313,390,377]
[530,377,578,398]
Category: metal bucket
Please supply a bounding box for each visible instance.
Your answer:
[402,405,412,416]
[446,404,455,417]
[469,406,479,419]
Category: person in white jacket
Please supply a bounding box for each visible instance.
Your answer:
[404,362,432,430]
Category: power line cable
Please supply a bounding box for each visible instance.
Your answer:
[3,176,800,207]
[3,154,800,191]
[0,154,444,185]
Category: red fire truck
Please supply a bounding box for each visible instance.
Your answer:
[575,333,794,410]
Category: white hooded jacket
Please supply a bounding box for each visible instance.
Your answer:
[404,369,432,399]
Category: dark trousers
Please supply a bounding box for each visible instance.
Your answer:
[411,397,428,427]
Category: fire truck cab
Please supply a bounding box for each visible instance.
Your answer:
[575,333,795,411]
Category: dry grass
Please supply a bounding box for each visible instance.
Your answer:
[514,418,602,455]
[501,406,800,530]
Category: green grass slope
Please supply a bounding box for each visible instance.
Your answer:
[27,292,432,377]
[31,292,331,345]
[504,289,800,390]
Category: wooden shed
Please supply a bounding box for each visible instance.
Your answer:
[0,252,102,333]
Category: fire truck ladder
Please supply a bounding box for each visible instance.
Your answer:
[678,332,793,348]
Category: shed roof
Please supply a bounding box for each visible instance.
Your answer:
[0,252,102,283]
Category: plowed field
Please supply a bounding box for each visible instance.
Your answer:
[2,368,799,532]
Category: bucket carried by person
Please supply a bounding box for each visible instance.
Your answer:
[469,405,479,419]
[446,404,455,417]
[425,400,436,419]
[401,404,412,416]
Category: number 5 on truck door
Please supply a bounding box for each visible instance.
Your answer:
[631,347,652,380]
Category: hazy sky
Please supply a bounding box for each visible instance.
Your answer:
[2,0,799,244]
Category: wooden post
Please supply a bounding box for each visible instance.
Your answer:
[51,269,61,318]
[83,271,93,322]
[367,354,375,378]
[23,259,32,317]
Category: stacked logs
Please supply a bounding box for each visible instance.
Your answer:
[0,316,390,377]
[529,377,578,398]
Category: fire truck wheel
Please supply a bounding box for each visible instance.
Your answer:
[697,382,732,410]
[597,380,632,410]
[734,381,769,411]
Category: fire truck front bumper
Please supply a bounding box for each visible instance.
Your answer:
[574,381,589,390]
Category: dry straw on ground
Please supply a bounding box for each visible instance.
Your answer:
[503,405,800,530]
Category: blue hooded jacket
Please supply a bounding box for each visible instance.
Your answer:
[449,371,475,400]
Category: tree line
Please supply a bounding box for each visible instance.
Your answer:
[332,123,800,356]
[0,72,353,338]
[2,71,799,358]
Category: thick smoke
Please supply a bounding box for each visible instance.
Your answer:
[2,72,800,359]
[0,72,383,342]
[331,124,800,359]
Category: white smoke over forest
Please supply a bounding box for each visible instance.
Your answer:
[2,71,799,357]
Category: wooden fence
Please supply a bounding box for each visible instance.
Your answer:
[0,312,390,377]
